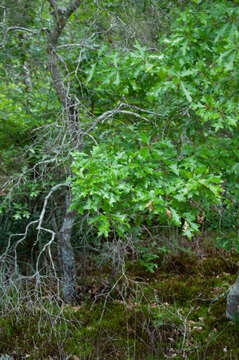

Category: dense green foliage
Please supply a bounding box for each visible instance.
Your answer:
[71,0,239,238]
[71,132,221,238]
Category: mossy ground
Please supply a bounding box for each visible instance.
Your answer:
[0,238,238,359]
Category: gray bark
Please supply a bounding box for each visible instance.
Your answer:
[56,193,77,303]
[46,1,82,142]
[46,0,82,303]
[226,271,239,320]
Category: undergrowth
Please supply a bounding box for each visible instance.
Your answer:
[0,239,238,359]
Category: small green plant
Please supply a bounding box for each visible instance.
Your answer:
[216,232,239,252]
[138,247,159,273]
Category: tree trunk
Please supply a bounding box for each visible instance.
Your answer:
[226,271,239,320]
[46,0,82,303]
[56,193,77,303]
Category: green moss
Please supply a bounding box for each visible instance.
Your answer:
[0,244,238,359]
[200,257,231,275]
[185,296,239,359]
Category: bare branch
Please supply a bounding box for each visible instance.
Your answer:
[116,110,150,122]
[0,220,38,264]
[4,26,35,33]
[0,26,37,48]
[37,183,70,234]
[84,102,153,136]
[65,0,82,19]
[47,0,82,44]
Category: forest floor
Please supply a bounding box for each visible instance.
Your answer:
[0,234,238,359]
